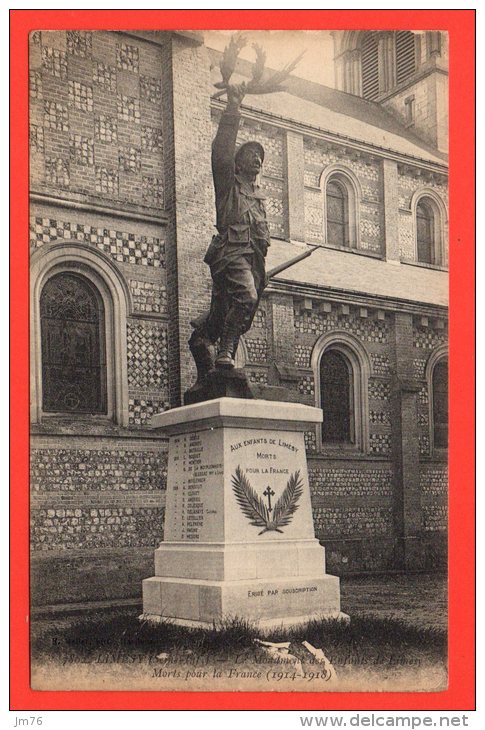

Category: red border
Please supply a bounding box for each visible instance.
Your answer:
[10,9,475,711]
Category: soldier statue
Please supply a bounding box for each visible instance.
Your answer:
[189,81,269,377]
[187,37,313,396]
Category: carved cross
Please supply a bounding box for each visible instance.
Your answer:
[263,486,275,513]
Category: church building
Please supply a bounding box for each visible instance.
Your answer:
[29,29,448,608]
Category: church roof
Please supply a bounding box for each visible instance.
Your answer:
[208,49,447,169]
[267,240,448,308]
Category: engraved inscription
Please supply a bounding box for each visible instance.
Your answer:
[247,586,318,598]
[226,430,310,539]
[168,431,223,541]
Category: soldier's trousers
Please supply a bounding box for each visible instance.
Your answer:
[203,249,266,342]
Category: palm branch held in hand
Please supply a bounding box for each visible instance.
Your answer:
[213,33,305,100]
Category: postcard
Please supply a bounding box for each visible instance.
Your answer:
[10,9,475,712]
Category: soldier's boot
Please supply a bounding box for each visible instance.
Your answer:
[215,327,239,369]
[188,326,215,384]
[215,309,246,369]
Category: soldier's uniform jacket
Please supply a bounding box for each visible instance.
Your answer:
[204,108,270,278]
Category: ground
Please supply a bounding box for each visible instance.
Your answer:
[30,572,447,693]
[340,572,447,631]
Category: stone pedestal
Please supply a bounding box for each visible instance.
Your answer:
[142,398,344,628]
[183,368,292,405]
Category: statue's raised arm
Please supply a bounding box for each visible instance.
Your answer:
[211,83,248,216]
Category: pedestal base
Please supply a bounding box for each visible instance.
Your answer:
[143,573,342,629]
[143,398,344,628]
[151,538,328,581]
[184,369,252,405]
[184,369,290,405]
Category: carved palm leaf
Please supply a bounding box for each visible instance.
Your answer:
[231,465,269,529]
[271,470,304,529]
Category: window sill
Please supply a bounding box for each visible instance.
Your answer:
[400,258,448,272]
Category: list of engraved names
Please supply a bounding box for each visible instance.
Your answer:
[168,431,223,541]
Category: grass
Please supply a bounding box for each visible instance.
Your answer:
[31,609,447,669]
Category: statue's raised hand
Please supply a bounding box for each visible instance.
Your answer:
[226,82,247,110]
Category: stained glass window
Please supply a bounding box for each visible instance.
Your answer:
[40,273,107,414]
[320,350,353,443]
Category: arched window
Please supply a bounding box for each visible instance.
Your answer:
[40,273,107,414]
[361,33,379,100]
[30,243,130,426]
[337,31,420,99]
[326,180,349,247]
[320,349,353,443]
[395,31,417,85]
[432,358,448,450]
[361,31,416,98]
[416,200,434,264]
[412,191,447,267]
[321,167,361,250]
[312,332,371,452]
[425,346,448,455]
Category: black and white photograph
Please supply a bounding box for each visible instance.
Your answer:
[28,27,449,693]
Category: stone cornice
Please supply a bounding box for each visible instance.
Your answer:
[266,278,448,318]
[396,163,447,184]
[30,191,169,226]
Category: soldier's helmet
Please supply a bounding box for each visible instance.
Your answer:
[235,141,265,167]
